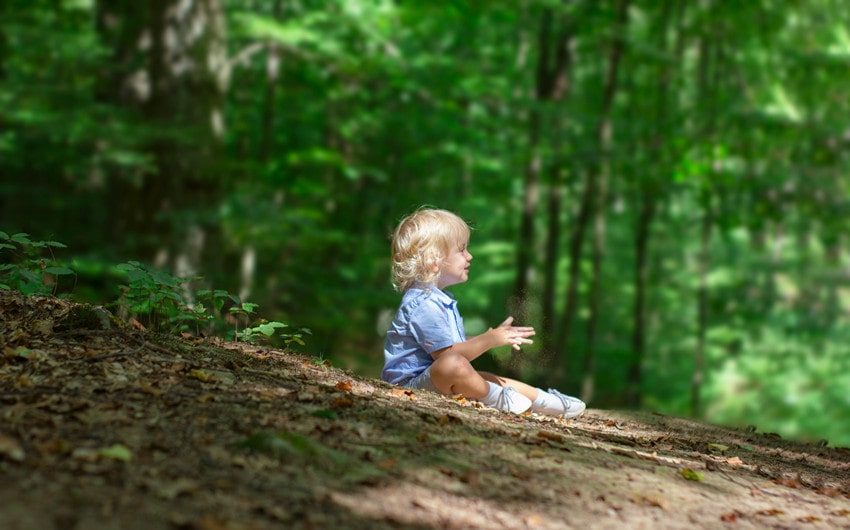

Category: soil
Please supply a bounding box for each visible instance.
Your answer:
[1,290,849,530]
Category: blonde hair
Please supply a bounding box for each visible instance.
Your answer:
[390,208,471,292]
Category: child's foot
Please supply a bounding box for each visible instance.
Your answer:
[532,388,586,419]
[492,385,532,414]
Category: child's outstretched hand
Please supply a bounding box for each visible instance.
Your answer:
[494,316,535,351]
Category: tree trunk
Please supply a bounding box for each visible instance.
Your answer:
[555,170,593,380]
[99,0,228,279]
[692,191,713,417]
[241,0,283,302]
[691,0,723,418]
[542,163,564,355]
[579,0,630,402]
[626,195,655,407]
[511,4,573,327]
[625,0,677,408]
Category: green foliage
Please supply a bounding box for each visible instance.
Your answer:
[0,231,74,296]
[115,261,310,346]
[116,261,192,330]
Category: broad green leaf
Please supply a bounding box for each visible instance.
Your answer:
[256,321,287,335]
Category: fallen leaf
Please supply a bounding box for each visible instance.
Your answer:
[524,514,543,527]
[166,361,187,373]
[99,444,133,462]
[391,388,414,398]
[680,468,703,481]
[0,434,25,462]
[720,511,740,522]
[774,476,801,488]
[818,488,842,498]
[32,319,54,335]
[438,414,462,425]
[34,437,72,456]
[536,430,564,444]
[335,380,352,392]
[331,396,353,408]
[459,469,479,486]
[725,456,744,466]
[631,493,668,510]
[189,369,214,382]
[377,458,397,470]
[708,443,729,453]
[138,382,165,396]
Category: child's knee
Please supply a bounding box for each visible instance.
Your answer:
[434,352,474,377]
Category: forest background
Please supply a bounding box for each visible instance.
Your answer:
[2,0,849,448]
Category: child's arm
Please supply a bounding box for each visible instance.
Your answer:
[432,316,534,362]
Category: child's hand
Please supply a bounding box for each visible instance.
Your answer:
[493,316,535,351]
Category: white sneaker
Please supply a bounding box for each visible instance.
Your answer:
[535,388,587,419]
[493,386,532,414]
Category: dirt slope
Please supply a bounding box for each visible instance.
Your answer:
[1,291,849,530]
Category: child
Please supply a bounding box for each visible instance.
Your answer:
[382,208,586,418]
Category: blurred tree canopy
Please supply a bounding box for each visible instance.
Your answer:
[2,0,850,446]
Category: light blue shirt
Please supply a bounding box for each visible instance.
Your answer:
[382,285,466,385]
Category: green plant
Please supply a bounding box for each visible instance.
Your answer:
[229,301,311,346]
[115,261,310,347]
[0,232,75,296]
[310,351,331,370]
[190,288,240,335]
[115,261,192,330]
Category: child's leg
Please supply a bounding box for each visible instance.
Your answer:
[429,352,490,399]
[429,355,533,414]
[478,372,539,402]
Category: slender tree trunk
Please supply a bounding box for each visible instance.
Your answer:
[241,0,283,302]
[511,5,573,326]
[692,191,713,417]
[580,0,630,402]
[542,163,564,354]
[691,3,729,416]
[626,195,655,407]
[556,170,593,379]
[625,0,676,408]
[541,11,576,362]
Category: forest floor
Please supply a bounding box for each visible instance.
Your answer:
[1,290,849,530]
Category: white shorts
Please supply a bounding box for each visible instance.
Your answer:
[400,365,440,393]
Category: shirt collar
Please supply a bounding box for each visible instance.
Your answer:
[410,283,456,308]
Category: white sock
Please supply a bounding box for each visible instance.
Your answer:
[531,388,559,413]
[478,381,504,407]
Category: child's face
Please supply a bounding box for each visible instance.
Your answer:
[437,238,472,289]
